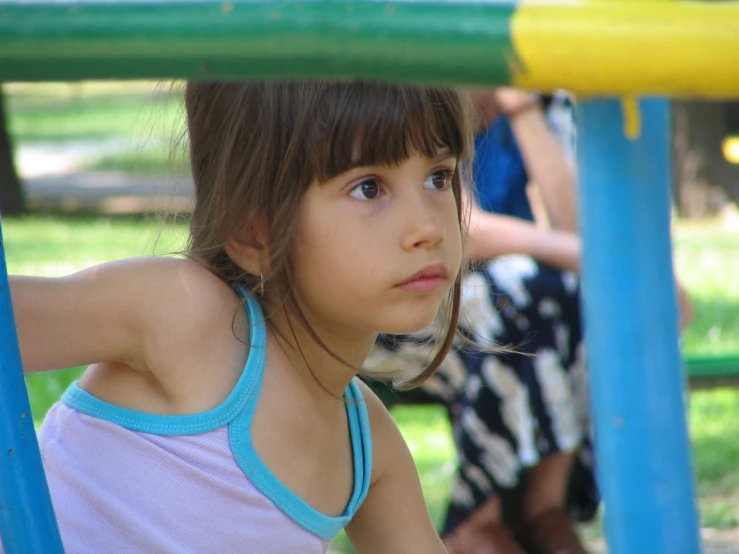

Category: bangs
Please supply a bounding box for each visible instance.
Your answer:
[305,82,470,183]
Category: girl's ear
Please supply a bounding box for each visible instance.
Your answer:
[225,217,270,277]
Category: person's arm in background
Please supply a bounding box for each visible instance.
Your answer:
[494,88,579,233]
[467,88,692,327]
[463,193,580,273]
[464,88,580,271]
[463,199,693,328]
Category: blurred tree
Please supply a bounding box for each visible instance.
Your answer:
[673,100,739,218]
[0,85,25,215]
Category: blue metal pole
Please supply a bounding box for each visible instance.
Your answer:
[0,220,64,553]
[577,98,700,554]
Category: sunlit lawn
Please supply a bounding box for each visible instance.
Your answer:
[6,81,188,175]
[675,222,739,356]
[6,81,182,144]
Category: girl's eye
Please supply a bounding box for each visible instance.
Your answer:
[349,179,382,201]
[424,169,454,191]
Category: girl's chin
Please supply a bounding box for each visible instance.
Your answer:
[378,313,442,337]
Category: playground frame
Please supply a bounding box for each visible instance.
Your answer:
[2,1,739,553]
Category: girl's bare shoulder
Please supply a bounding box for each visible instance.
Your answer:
[73,256,245,368]
[107,256,238,312]
[80,256,249,412]
[116,256,244,344]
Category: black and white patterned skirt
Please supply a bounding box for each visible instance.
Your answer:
[365,255,599,533]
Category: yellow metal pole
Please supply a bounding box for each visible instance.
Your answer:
[512,1,739,98]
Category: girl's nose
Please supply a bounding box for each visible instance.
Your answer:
[401,194,446,251]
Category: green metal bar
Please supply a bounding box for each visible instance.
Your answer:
[685,355,739,379]
[0,0,515,84]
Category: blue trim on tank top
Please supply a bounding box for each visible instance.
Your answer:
[229,379,372,540]
[61,289,266,435]
[61,286,373,539]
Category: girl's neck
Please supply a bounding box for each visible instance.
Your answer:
[265,307,376,400]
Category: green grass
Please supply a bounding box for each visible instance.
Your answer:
[81,146,190,175]
[5,82,186,175]
[392,405,457,526]
[3,214,188,276]
[5,82,184,144]
[690,388,739,528]
[675,223,739,355]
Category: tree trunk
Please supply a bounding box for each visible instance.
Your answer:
[672,100,739,218]
[0,86,25,215]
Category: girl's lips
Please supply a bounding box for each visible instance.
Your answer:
[395,275,446,292]
[395,263,448,292]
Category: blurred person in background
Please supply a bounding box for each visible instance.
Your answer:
[367,87,693,554]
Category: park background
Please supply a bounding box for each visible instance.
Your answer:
[2,81,738,552]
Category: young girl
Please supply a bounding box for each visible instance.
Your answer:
[7,80,473,553]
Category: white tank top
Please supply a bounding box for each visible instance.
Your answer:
[28,294,372,553]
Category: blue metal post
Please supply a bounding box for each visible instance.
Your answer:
[577,98,700,554]
[0,221,64,552]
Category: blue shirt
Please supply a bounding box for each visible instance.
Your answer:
[474,117,534,221]
[472,93,576,222]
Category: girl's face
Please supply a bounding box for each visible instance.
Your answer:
[288,151,462,342]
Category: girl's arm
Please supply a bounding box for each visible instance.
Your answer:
[346,381,446,554]
[11,265,143,373]
[10,257,232,375]
[464,195,581,273]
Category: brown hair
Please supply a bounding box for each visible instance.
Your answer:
[184,80,474,389]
